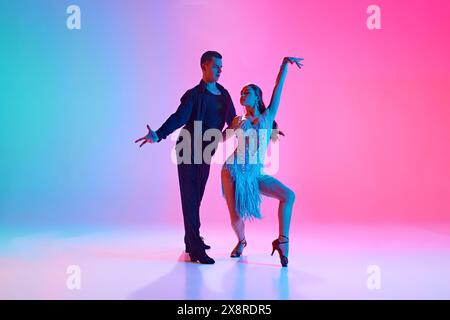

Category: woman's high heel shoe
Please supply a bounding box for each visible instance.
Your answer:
[271,235,289,267]
[230,238,247,258]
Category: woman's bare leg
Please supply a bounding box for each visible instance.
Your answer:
[221,168,245,241]
[258,176,296,257]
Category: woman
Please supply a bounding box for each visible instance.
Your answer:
[221,56,303,267]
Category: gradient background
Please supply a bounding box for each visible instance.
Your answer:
[1,0,450,233]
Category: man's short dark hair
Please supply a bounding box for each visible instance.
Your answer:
[200,51,222,65]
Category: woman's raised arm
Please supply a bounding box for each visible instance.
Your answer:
[266,57,304,119]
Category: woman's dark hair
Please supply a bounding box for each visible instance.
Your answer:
[247,84,285,139]
[200,51,222,65]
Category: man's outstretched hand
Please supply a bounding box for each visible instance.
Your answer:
[135,125,158,147]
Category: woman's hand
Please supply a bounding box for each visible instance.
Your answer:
[283,57,304,69]
[134,124,158,147]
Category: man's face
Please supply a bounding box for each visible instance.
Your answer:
[202,57,222,82]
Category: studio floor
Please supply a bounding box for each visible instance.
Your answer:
[1,222,449,299]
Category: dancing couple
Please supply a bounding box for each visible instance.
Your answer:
[135,51,303,267]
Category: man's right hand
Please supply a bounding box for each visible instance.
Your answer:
[135,125,159,147]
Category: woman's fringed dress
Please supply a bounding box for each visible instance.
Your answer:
[222,111,275,221]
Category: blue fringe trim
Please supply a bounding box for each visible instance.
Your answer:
[222,163,264,221]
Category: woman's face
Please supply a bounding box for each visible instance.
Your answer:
[240,86,257,108]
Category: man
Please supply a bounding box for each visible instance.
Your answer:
[135,51,237,264]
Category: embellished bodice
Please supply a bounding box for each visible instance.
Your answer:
[225,111,274,171]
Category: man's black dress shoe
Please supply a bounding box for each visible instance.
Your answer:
[188,251,215,264]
